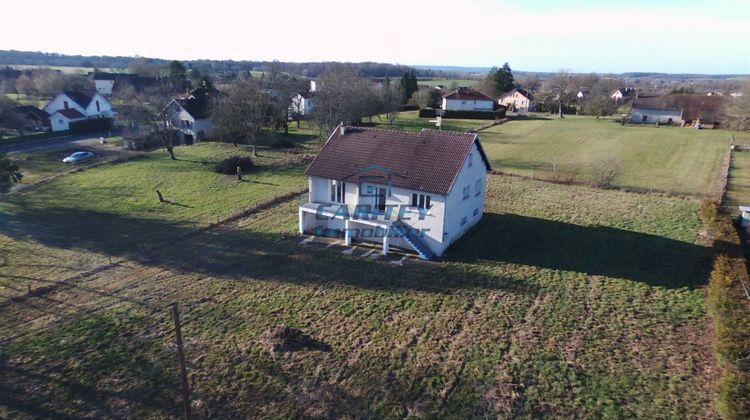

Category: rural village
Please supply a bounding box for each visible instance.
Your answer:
[1,2,750,418]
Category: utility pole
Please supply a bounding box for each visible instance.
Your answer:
[171,303,191,420]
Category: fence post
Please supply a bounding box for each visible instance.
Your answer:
[171,303,191,420]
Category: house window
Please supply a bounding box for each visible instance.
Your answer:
[463,185,470,200]
[58,119,63,124]
[330,180,345,203]
[461,216,467,226]
[63,101,69,109]
[411,193,431,210]
[475,179,482,196]
[96,101,100,112]
[468,153,473,167]
[473,208,479,216]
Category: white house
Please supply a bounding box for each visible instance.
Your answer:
[610,88,635,102]
[498,88,536,112]
[43,91,116,132]
[299,125,492,259]
[48,109,86,132]
[163,87,215,144]
[441,88,496,111]
[290,92,316,117]
[631,107,683,124]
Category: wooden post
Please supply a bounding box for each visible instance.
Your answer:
[171,303,191,420]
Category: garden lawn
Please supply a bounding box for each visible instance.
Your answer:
[480,116,731,196]
[725,149,750,210]
[0,172,716,418]
[369,110,487,133]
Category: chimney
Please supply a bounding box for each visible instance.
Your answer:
[339,123,346,136]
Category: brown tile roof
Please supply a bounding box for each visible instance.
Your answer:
[442,88,495,102]
[305,126,492,196]
[54,108,86,119]
[500,88,534,101]
[63,91,94,108]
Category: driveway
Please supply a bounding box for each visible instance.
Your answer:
[0,130,122,154]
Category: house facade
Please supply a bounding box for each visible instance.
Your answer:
[610,88,635,102]
[441,88,495,111]
[163,87,215,144]
[290,92,316,117]
[299,125,491,259]
[498,88,536,112]
[43,91,116,132]
[49,109,86,131]
[631,107,683,124]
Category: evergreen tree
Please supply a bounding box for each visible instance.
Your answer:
[168,60,187,91]
[491,62,515,95]
[400,70,419,104]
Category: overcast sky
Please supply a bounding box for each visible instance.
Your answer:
[1,0,748,74]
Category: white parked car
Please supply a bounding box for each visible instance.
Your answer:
[62,151,95,164]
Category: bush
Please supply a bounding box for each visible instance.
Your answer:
[704,208,750,419]
[69,118,113,134]
[419,108,437,118]
[589,157,621,188]
[214,156,254,175]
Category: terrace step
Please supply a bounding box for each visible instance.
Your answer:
[392,220,435,260]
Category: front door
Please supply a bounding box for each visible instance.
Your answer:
[375,187,386,214]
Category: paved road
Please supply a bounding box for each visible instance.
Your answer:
[0,130,122,154]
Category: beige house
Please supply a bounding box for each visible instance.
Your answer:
[498,89,536,112]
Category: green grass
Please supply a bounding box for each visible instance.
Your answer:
[725,149,750,210]
[0,162,716,418]
[417,78,481,88]
[480,115,732,196]
[369,110,487,133]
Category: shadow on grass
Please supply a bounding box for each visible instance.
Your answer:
[0,206,535,297]
[0,312,179,418]
[447,213,712,289]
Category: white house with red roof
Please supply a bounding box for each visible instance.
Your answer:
[299,125,492,259]
[43,91,116,131]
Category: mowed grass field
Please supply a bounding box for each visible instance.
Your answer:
[480,116,731,196]
[0,145,717,420]
[725,149,750,210]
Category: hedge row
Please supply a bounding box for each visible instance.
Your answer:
[702,199,750,419]
[417,108,506,120]
[70,118,113,134]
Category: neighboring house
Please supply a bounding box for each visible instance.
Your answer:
[631,106,683,125]
[441,88,496,111]
[299,125,492,259]
[576,88,590,99]
[48,108,86,132]
[290,91,316,117]
[610,87,636,102]
[498,88,536,112]
[2,105,49,130]
[631,94,727,126]
[43,91,116,132]
[163,87,215,144]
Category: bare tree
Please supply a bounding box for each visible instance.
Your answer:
[32,70,65,97]
[212,77,273,156]
[15,74,35,97]
[313,66,374,135]
[727,82,750,131]
[516,74,542,92]
[381,76,401,125]
[545,69,575,118]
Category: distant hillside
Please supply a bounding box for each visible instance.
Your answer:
[0,50,416,78]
